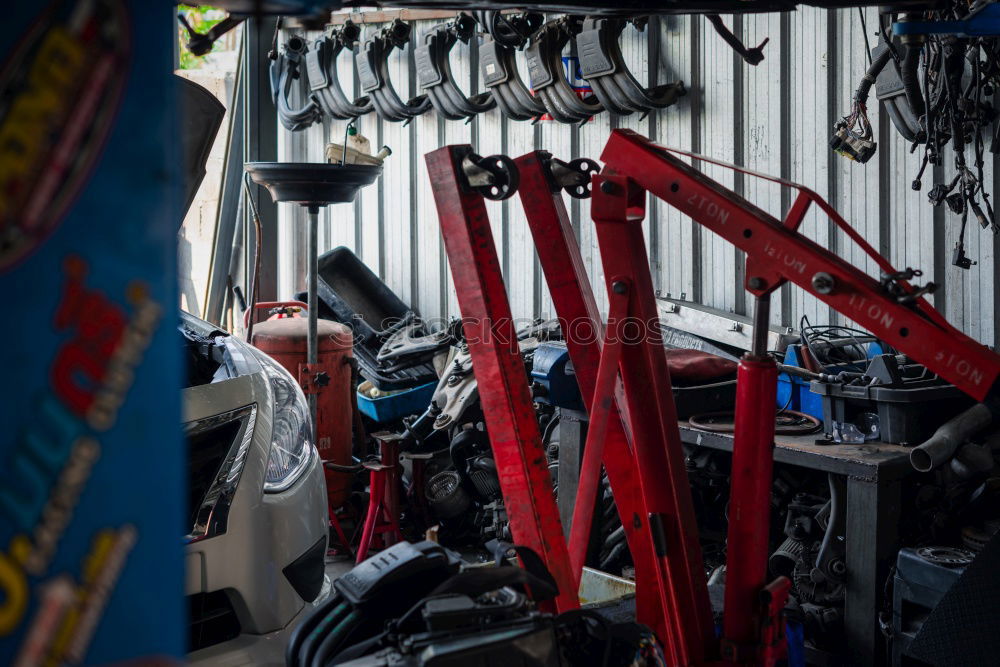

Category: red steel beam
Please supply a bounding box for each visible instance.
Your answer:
[425,145,579,613]
[600,129,1000,402]
[514,151,686,649]
[590,172,717,665]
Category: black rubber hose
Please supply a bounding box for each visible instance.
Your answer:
[310,609,363,667]
[854,45,893,105]
[285,595,343,666]
[816,474,846,580]
[900,42,926,120]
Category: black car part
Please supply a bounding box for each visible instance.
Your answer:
[357,19,433,122]
[178,12,246,57]
[577,16,686,117]
[479,34,548,120]
[705,14,769,66]
[308,20,374,119]
[415,14,496,121]
[830,43,892,163]
[270,34,324,131]
[473,10,544,48]
[286,539,570,667]
[285,540,463,667]
[525,16,604,124]
[307,246,440,390]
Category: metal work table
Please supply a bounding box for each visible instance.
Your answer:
[679,423,914,667]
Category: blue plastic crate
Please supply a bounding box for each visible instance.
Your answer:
[356,380,437,423]
[778,342,887,419]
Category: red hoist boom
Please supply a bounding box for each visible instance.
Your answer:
[425,129,1000,666]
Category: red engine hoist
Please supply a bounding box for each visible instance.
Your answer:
[425,129,1000,665]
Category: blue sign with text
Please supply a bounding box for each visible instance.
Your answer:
[0,1,184,663]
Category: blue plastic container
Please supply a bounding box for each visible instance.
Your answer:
[776,346,825,419]
[356,380,437,423]
[777,342,887,419]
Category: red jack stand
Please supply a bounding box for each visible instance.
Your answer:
[355,431,403,564]
[327,506,354,560]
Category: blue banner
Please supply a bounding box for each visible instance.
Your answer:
[0,1,184,663]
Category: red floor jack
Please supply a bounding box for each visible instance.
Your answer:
[426,130,1000,665]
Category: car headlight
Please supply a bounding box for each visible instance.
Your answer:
[257,351,315,493]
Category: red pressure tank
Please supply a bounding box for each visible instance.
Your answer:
[251,317,354,509]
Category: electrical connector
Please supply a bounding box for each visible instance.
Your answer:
[830,125,877,163]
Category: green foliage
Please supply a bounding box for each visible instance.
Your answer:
[177,6,226,70]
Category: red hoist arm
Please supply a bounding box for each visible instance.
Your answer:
[600,129,1000,403]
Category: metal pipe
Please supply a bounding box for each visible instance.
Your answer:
[750,294,771,358]
[307,204,319,443]
[722,293,778,653]
[910,402,994,472]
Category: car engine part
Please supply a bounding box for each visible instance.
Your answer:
[415,13,496,120]
[479,34,548,120]
[309,20,375,119]
[270,34,324,131]
[357,19,433,122]
[525,16,604,124]
[576,17,686,116]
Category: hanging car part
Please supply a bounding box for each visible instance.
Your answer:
[415,13,496,121]
[706,14,769,66]
[576,16,686,116]
[473,10,544,48]
[356,18,432,123]
[479,34,548,121]
[525,16,604,124]
[270,34,324,131]
[308,20,374,120]
[178,12,246,57]
[830,43,892,163]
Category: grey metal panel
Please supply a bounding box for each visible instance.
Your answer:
[700,14,739,317]
[788,7,832,331]
[273,11,1000,349]
[830,8,880,330]
[741,12,783,327]
[653,15,697,308]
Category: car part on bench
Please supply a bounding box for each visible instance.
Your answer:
[415,14,496,121]
[356,19,432,122]
[577,16,686,116]
[270,34,324,131]
[526,17,604,124]
[308,20,374,120]
[473,9,544,48]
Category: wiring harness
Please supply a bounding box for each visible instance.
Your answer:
[835,7,1000,269]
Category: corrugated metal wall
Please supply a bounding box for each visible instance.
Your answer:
[277,9,1000,345]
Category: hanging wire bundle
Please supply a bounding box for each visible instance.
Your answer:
[835,5,1000,268]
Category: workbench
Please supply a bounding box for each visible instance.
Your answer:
[679,423,914,667]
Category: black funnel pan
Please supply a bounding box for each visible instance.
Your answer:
[244,162,381,206]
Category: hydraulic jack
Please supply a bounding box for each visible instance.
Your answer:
[425,129,1000,665]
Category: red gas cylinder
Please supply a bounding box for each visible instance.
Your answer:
[251,317,354,509]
